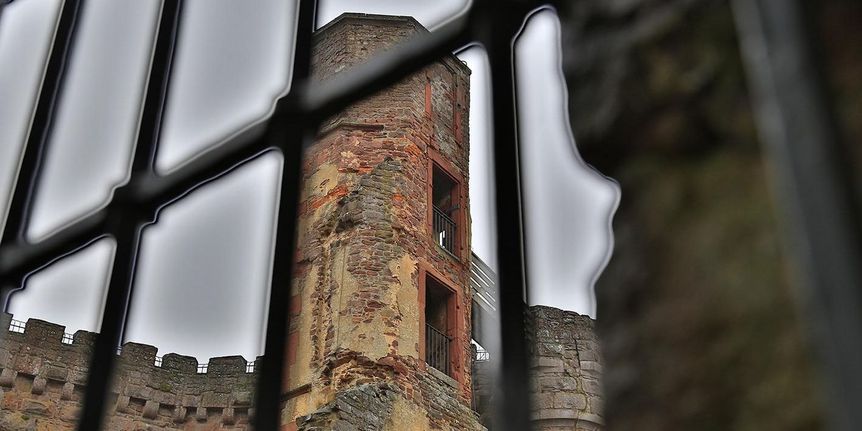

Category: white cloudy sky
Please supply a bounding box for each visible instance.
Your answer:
[0,0,617,361]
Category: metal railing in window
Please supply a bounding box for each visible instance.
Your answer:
[197,364,208,374]
[246,361,256,373]
[8,319,25,333]
[475,349,490,362]
[425,323,451,376]
[62,333,74,344]
[154,356,163,367]
[433,206,457,255]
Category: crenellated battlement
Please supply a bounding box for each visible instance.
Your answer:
[0,313,258,430]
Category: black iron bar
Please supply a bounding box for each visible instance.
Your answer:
[433,205,457,253]
[426,323,452,375]
[0,211,106,289]
[0,0,87,329]
[475,1,533,429]
[76,0,184,428]
[732,1,862,430]
[0,0,84,246]
[131,0,184,175]
[0,0,6,35]
[252,0,317,429]
[77,224,145,429]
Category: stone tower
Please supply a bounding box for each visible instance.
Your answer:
[281,13,482,430]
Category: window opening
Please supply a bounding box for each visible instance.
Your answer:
[432,164,459,255]
[425,274,454,376]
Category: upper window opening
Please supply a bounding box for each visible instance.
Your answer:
[432,164,459,255]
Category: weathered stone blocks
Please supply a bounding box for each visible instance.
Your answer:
[528,306,604,431]
[0,315,258,430]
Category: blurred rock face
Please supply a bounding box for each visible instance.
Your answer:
[554,0,862,429]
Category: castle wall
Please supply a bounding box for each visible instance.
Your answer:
[0,314,258,430]
[469,306,605,431]
[528,306,604,431]
[281,13,481,431]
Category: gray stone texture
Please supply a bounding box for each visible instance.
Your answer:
[528,306,604,431]
[0,314,257,430]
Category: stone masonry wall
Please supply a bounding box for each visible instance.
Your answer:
[528,306,603,431]
[471,306,604,431]
[281,13,482,430]
[0,314,258,430]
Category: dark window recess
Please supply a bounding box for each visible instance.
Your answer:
[425,276,452,376]
[432,164,458,255]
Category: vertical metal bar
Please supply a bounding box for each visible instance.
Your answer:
[132,0,184,175]
[0,1,6,36]
[77,226,144,430]
[0,0,86,335]
[254,1,317,429]
[445,333,449,375]
[1,0,84,246]
[76,1,183,428]
[475,2,532,429]
[732,1,862,430]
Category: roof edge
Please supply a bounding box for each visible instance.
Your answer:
[314,13,429,37]
[312,13,471,76]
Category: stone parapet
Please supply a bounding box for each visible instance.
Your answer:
[0,314,257,430]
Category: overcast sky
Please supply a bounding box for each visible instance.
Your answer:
[0,0,617,362]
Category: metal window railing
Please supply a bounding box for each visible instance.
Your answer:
[8,319,25,333]
[154,356,163,367]
[433,205,457,254]
[196,364,208,374]
[62,332,74,344]
[425,323,451,376]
